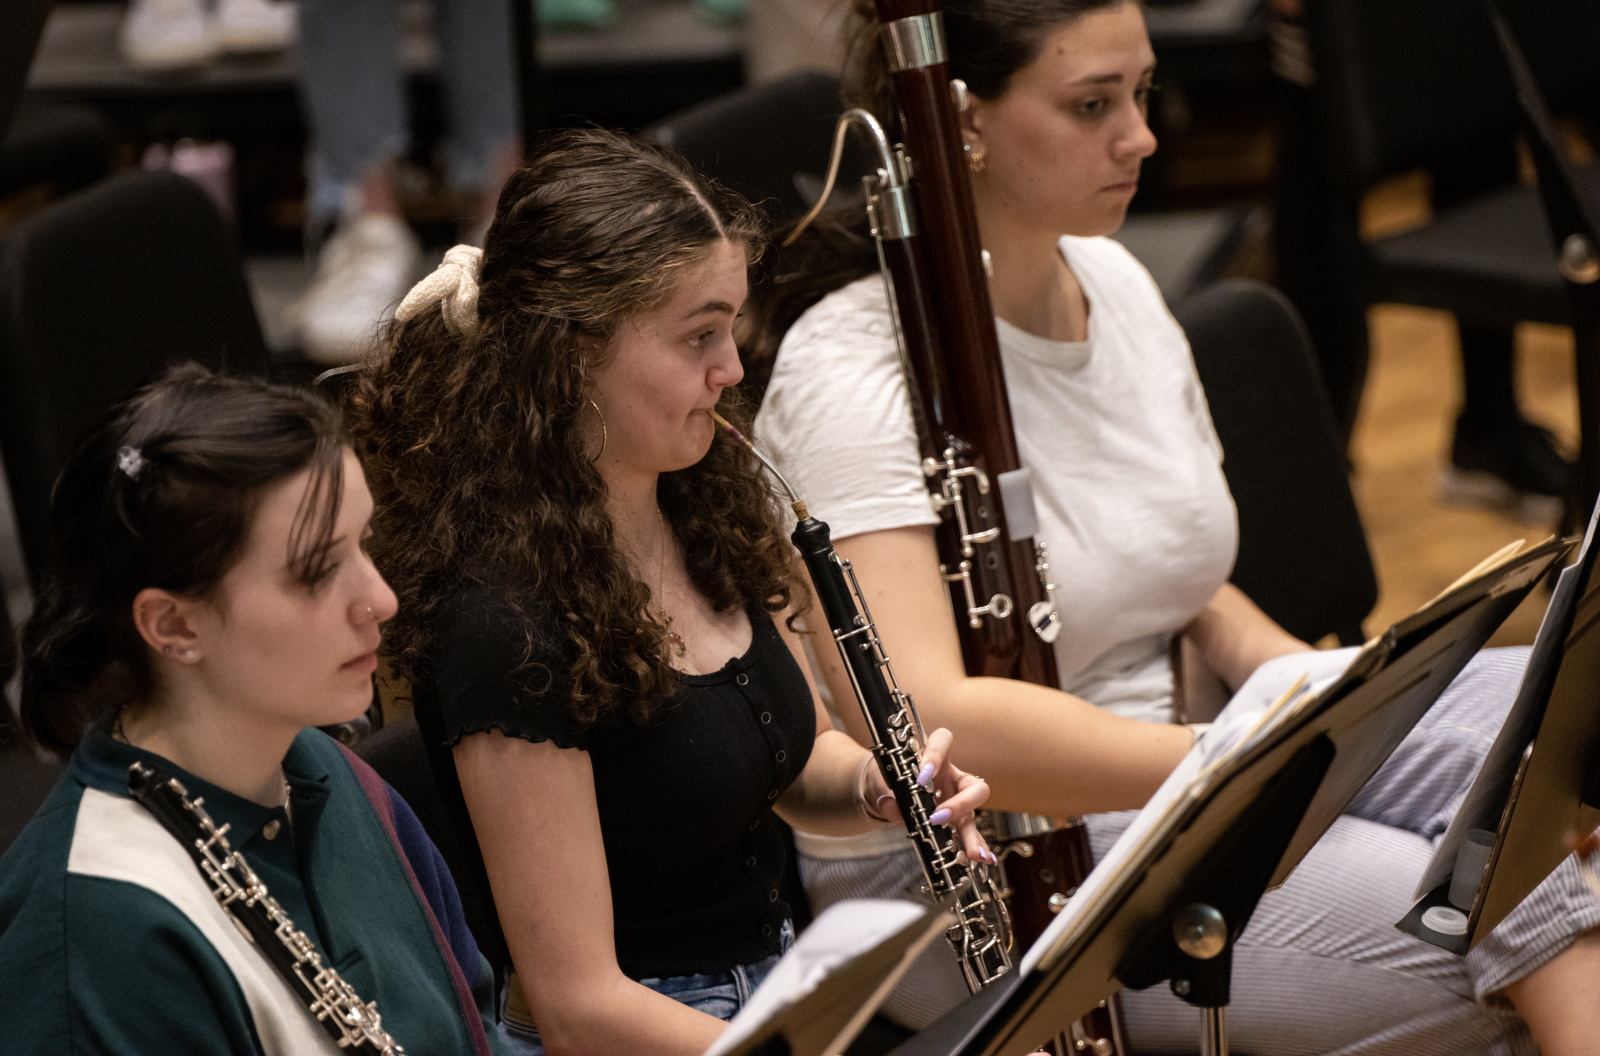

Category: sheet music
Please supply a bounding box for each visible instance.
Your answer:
[1018,646,1361,976]
[706,899,929,1056]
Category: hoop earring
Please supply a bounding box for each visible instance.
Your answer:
[966,145,987,175]
[586,398,608,461]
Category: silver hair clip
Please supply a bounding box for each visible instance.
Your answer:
[116,445,146,480]
[313,363,364,386]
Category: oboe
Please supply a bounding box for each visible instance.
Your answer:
[127,761,405,1055]
[712,411,1013,990]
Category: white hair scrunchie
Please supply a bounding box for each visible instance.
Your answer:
[395,243,483,336]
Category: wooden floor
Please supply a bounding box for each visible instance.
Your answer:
[1351,175,1578,647]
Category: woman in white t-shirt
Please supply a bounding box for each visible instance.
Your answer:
[749,1,1600,1052]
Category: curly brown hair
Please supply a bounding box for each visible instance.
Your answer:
[349,127,800,728]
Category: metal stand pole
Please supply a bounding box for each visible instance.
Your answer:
[1171,901,1231,1056]
[1199,1007,1228,1056]
[1116,740,1336,1056]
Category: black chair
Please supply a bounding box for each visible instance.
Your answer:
[1301,0,1600,508]
[1177,279,1378,646]
[645,70,869,224]
[0,726,65,856]
[0,0,52,141]
[0,103,113,202]
[357,711,511,973]
[0,169,269,584]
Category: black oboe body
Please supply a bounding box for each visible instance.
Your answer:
[789,510,1012,990]
[714,410,1012,990]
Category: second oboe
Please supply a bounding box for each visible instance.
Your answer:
[712,411,1012,990]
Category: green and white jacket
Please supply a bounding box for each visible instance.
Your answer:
[0,727,501,1056]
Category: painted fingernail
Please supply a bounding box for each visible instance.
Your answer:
[928,808,952,825]
[983,849,999,865]
[917,763,935,788]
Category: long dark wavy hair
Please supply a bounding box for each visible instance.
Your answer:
[742,0,1133,398]
[350,127,798,729]
[19,365,346,755]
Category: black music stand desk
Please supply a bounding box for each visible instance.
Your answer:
[890,538,1566,1056]
[1401,499,1600,952]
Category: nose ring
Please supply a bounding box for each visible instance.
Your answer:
[365,606,374,620]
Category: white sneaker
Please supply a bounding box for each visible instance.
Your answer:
[291,214,421,365]
[120,0,217,70]
[212,0,297,55]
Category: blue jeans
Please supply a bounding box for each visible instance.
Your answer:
[295,0,518,220]
[498,923,793,1055]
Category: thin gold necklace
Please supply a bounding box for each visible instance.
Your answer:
[655,505,687,659]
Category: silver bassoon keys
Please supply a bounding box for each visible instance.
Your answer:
[714,413,1013,991]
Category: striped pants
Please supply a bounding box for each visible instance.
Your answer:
[799,647,1600,1054]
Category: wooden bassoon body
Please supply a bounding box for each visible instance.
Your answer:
[784,0,1129,1050]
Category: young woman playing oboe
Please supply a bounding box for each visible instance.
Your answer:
[0,366,502,1055]
[749,1,1600,1052]
[349,127,992,1056]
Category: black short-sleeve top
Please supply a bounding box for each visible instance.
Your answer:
[428,588,816,980]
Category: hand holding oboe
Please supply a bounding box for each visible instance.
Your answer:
[857,726,998,865]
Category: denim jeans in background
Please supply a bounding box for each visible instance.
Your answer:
[497,921,794,1056]
[295,0,518,221]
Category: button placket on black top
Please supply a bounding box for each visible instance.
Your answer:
[726,656,792,807]
[726,653,792,945]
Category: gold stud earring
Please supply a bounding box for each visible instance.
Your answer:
[966,145,987,175]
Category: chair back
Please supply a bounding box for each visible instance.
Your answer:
[1,104,114,199]
[646,70,868,223]
[0,0,51,141]
[0,169,268,583]
[356,711,510,972]
[1306,0,1600,190]
[1177,279,1377,645]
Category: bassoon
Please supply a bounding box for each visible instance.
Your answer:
[784,3,1125,1051]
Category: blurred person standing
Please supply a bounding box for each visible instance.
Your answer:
[289,0,520,365]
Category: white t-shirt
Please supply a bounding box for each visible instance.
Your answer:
[755,235,1238,723]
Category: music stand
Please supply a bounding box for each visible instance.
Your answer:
[1400,498,1600,952]
[708,899,957,1056]
[888,538,1567,1056]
